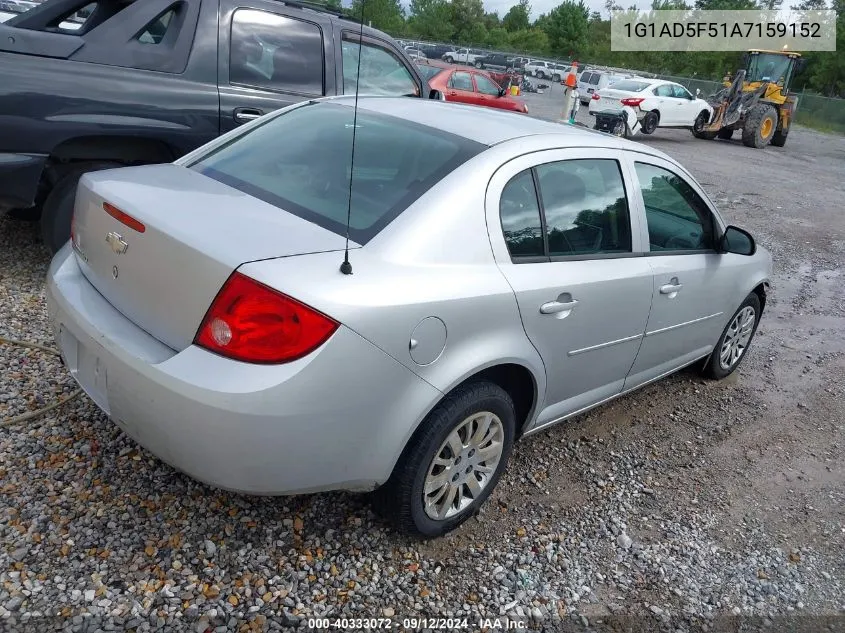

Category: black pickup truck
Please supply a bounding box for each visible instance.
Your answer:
[0,0,433,252]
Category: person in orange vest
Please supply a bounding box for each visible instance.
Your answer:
[562,62,579,124]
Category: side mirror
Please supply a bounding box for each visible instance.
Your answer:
[429,89,445,101]
[497,88,506,97]
[695,88,701,97]
[719,225,756,256]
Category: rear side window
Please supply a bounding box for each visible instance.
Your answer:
[137,8,176,44]
[342,37,419,97]
[190,103,483,244]
[229,9,324,96]
[589,74,600,85]
[500,170,544,258]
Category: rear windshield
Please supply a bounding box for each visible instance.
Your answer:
[609,80,651,92]
[190,102,484,244]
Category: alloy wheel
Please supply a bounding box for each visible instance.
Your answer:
[423,412,504,520]
[719,306,756,370]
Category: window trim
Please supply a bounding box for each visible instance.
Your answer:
[228,8,326,98]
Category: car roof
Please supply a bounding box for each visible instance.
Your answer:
[327,96,672,157]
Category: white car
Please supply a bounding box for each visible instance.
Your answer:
[524,60,554,79]
[589,78,713,136]
[442,48,482,65]
[404,47,426,61]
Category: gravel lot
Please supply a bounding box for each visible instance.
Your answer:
[1,91,844,632]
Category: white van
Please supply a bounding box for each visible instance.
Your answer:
[577,70,629,104]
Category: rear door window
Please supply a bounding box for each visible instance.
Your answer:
[536,159,632,257]
[190,102,483,244]
[449,71,474,91]
[229,9,324,96]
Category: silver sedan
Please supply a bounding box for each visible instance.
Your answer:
[47,97,771,537]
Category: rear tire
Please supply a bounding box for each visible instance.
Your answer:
[702,292,761,380]
[641,111,659,135]
[371,381,515,537]
[474,60,483,68]
[40,162,121,255]
[717,127,734,140]
[771,127,789,147]
[741,104,778,148]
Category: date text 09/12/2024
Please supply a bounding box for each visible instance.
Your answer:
[306,617,529,629]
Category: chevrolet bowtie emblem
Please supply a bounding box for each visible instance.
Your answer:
[105,231,128,255]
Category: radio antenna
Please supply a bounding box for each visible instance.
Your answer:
[339,0,367,275]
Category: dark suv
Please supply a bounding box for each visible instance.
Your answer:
[0,0,431,252]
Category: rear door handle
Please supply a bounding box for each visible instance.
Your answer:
[540,298,579,315]
[234,108,263,123]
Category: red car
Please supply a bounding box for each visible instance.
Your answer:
[416,60,528,114]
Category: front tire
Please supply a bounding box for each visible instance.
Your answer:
[474,60,483,68]
[703,292,761,380]
[742,104,778,148]
[691,110,713,138]
[536,70,545,79]
[372,381,516,537]
[444,56,454,64]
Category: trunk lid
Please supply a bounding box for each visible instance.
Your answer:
[595,88,632,108]
[71,164,349,351]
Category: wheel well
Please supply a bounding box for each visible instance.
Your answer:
[457,363,537,437]
[752,282,768,313]
[649,109,660,121]
[50,136,179,167]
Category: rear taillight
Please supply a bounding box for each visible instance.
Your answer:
[591,93,600,100]
[621,97,645,107]
[194,272,339,364]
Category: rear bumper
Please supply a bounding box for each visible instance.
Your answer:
[0,153,47,208]
[46,246,441,495]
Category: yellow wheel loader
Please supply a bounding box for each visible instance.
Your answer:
[693,49,807,148]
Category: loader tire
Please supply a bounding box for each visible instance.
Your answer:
[742,104,778,148]
[771,128,789,147]
[717,128,734,140]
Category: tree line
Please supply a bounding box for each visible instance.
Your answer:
[325,0,844,97]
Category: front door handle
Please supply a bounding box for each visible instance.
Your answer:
[234,108,263,124]
[449,91,457,96]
